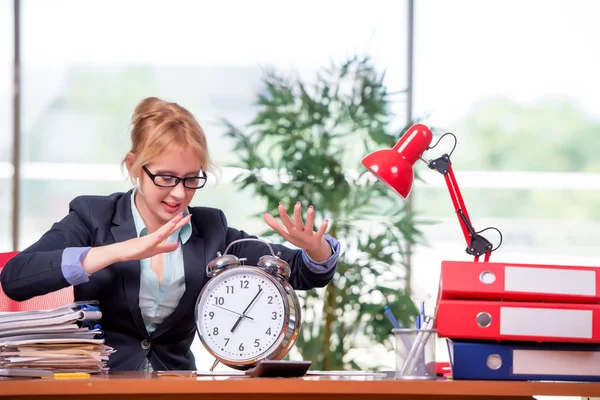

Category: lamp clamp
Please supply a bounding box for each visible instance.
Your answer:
[427,154,451,175]
[467,233,494,257]
[457,208,494,257]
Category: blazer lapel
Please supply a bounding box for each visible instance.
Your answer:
[110,190,148,337]
[151,222,205,339]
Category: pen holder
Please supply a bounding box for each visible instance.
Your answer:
[392,328,437,380]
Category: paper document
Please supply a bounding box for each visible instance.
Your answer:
[0,302,111,375]
[306,370,387,377]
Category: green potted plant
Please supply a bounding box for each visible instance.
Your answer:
[223,55,428,370]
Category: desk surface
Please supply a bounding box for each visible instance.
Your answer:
[1,372,599,400]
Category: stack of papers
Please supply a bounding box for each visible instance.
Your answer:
[0,302,114,374]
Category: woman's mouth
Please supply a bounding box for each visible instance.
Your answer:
[162,201,181,214]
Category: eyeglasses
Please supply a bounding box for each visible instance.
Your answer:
[142,166,208,189]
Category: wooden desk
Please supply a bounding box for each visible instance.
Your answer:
[1,372,599,400]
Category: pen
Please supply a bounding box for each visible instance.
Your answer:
[417,301,425,329]
[386,306,413,351]
[401,316,434,375]
[383,306,401,329]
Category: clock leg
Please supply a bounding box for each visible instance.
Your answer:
[210,358,220,371]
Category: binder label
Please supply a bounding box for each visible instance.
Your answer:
[513,349,600,376]
[500,307,592,339]
[505,266,596,296]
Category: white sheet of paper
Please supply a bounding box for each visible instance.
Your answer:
[306,370,387,377]
[156,370,245,377]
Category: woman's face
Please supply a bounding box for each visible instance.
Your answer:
[134,146,202,230]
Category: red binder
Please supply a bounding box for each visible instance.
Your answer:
[436,299,600,343]
[438,260,600,303]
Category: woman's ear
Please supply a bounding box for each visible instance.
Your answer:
[124,152,136,172]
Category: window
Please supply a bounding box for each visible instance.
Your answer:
[19,0,408,370]
[412,0,600,317]
[0,1,13,251]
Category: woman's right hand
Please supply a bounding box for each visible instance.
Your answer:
[118,212,192,262]
[81,212,192,275]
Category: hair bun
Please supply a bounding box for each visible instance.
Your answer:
[132,97,168,125]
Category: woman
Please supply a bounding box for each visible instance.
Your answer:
[0,97,340,372]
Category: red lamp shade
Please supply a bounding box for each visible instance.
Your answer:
[361,123,433,198]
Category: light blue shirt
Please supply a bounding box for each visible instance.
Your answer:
[129,192,191,336]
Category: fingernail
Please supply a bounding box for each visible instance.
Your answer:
[325,219,329,224]
[296,201,300,205]
[279,202,283,206]
[171,219,177,223]
[157,234,162,239]
[309,205,314,209]
[178,212,183,216]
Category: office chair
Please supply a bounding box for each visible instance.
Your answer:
[0,251,74,312]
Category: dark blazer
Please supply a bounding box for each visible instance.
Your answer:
[0,190,336,371]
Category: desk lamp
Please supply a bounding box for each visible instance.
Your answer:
[361,123,501,262]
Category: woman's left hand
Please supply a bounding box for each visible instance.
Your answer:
[264,202,332,262]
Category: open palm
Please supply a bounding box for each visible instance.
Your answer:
[121,212,191,262]
[264,202,328,252]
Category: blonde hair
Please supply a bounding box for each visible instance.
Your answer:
[123,97,217,184]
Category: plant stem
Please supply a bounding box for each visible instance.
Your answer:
[322,283,335,370]
[322,221,338,370]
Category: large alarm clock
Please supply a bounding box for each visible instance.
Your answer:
[195,238,301,370]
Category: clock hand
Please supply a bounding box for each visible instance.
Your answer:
[213,305,254,320]
[229,316,243,334]
[230,287,263,333]
[242,287,263,315]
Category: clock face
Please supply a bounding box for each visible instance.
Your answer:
[197,268,286,362]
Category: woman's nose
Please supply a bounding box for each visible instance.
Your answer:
[169,180,187,198]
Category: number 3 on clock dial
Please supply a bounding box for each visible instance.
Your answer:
[198,269,286,361]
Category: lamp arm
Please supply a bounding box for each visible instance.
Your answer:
[427,154,494,262]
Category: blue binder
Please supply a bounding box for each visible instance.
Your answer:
[448,340,600,382]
